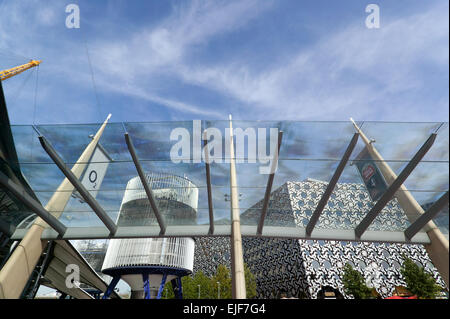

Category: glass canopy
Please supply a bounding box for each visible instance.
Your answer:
[4,120,449,243]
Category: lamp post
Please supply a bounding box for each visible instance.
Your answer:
[217,281,221,299]
[198,284,201,299]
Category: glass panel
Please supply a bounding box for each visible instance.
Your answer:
[424,123,449,161]
[237,159,337,228]
[433,204,449,237]
[407,192,449,237]
[403,162,449,198]
[358,122,444,161]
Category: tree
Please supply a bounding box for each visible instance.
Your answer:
[244,263,257,298]
[400,256,442,299]
[341,263,373,299]
[161,281,175,299]
[193,271,215,299]
[212,264,232,299]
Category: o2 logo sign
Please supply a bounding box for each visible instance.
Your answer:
[89,170,98,189]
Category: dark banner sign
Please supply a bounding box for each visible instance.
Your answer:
[354,147,388,202]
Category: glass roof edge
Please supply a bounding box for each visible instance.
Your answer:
[10,120,449,127]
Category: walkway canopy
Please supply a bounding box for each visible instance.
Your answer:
[2,119,448,245]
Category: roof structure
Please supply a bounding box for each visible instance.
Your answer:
[2,119,448,244]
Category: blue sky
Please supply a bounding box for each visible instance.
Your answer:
[1,1,448,296]
[0,0,448,124]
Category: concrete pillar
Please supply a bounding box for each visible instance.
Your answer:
[351,119,449,287]
[228,115,246,299]
[0,115,111,298]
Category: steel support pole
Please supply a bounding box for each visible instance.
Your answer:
[306,133,359,236]
[124,133,166,235]
[257,131,283,235]
[175,277,183,299]
[405,191,449,241]
[0,114,111,299]
[355,133,436,238]
[102,275,120,299]
[228,115,246,299]
[351,119,449,287]
[143,273,151,299]
[157,273,167,299]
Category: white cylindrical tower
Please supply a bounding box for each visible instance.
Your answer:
[101,173,198,299]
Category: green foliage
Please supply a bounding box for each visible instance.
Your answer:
[212,264,232,299]
[194,271,215,299]
[244,263,257,299]
[161,282,175,299]
[400,256,442,299]
[341,263,373,299]
[180,275,196,299]
[161,264,257,299]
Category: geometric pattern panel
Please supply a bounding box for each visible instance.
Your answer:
[193,237,231,277]
[287,180,410,231]
[243,237,309,298]
[299,239,446,298]
[194,237,446,299]
[193,179,447,298]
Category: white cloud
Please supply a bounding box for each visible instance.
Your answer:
[91,0,273,80]
[94,77,225,118]
[173,1,449,120]
[1,0,448,122]
[36,6,57,26]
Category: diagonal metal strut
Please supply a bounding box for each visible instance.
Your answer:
[257,131,283,236]
[39,135,117,235]
[306,133,359,236]
[404,191,449,241]
[203,137,215,235]
[125,133,166,235]
[354,133,437,239]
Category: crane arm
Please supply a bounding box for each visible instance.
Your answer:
[0,60,41,81]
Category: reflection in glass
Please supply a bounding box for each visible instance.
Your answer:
[117,172,198,226]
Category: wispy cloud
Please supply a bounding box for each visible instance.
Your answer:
[0,0,448,123]
[174,1,449,120]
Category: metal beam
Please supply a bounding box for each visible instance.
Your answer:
[243,225,431,244]
[9,224,432,244]
[405,191,449,241]
[257,131,283,235]
[306,133,359,236]
[203,138,215,235]
[228,115,246,299]
[354,133,437,239]
[0,170,67,235]
[124,133,166,235]
[38,135,117,235]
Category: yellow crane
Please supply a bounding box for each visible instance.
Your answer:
[0,60,41,81]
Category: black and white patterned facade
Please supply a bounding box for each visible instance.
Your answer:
[194,179,447,298]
